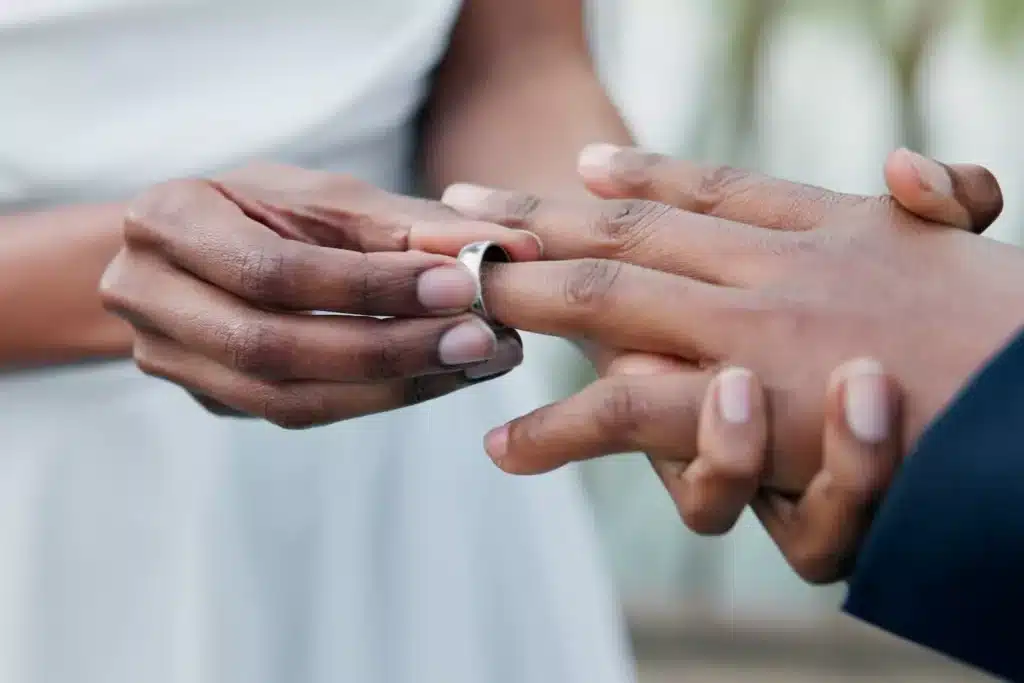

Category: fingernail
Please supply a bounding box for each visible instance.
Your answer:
[904,149,953,198]
[579,143,654,187]
[438,319,498,366]
[577,143,623,178]
[717,366,753,424]
[463,332,524,380]
[441,183,494,211]
[417,265,477,312]
[484,424,510,462]
[523,230,545,259]
[842,358,890,444]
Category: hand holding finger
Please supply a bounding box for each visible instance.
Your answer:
[753,359,902,584]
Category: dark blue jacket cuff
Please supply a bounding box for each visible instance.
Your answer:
[844,328,1024,681]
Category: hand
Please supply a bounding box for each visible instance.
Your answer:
[441,153,1016,499]
[99,163,541,428]
[655,360,901,584]
[445,146,1003,377]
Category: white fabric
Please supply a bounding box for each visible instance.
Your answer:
[0,2,635,682]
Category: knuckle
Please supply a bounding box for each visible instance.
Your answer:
[221,320,297,377]
[505,413,547,456]
[132,343,166,379]
[500,192,542,223]
[350,328,408,381]
[702,447,762,486]
[591,381,648,447]
[343,253,394,314]
[787,544,844,585]
[562,258,623,312]
[595,200,671,255]
[680,505,732,537]
[124,178,212,247]
[692,165,751,214]
[238,246,291,303]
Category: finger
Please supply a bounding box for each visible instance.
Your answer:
[217,163,543,260]
[104,250,524,382]
[578,144,1006,236]
[883,148,1004,234]
[132,330,520,429]
[653,367,766,536]
[483,371,711,475]
[576,144,866,231]
[442,184,774,285]
[753,359,901,584]
[124,179,484,316]
[407,220,544,262]
[480,259,753,360]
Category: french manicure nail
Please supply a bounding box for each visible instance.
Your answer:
[438,319,498,366]
[417,265,477,312]
[905,149,954,198]
[717,366,753,424]
[441,183,495,211]
[463,333,524,380]
[843,359,890,444]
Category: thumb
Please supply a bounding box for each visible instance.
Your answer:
[884,148,1004,234]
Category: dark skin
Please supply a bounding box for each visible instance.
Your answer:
[442,146,1005,583]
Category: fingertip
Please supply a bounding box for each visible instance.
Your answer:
[829,358,895,447]
[577,143,623,181]
[884,149,933,208]
[577,143,652,199]
[484,424,510,465]
[440,183,495,214]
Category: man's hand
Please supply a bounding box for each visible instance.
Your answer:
[441,147,1004,582]
[660,360,902,584]
[444,146,1003,377]
[99,163,541,428]
[440,150,1015,493]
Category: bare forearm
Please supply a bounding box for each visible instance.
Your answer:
[422,43,632,200]
[0,204,131,367]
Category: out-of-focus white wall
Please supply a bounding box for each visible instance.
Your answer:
[583,0,1024,619]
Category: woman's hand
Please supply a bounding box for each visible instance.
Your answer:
[99,163,541,428]
[440,152,1016,499]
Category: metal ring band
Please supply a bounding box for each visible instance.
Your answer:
[456,240,511,326]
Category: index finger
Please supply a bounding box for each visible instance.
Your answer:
[483,371,712,474]
[125,178,486,316]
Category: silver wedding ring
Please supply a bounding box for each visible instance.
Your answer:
[457,240,511,326]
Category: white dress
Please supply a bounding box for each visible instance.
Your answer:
[0,2,635,682]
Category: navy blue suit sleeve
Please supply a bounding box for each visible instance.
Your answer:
[844,329,1024,681]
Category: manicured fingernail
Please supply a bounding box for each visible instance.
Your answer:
[463,332,524,380]
[438,319,498,366]
[717,366,753,424]
[577,143,623,178]
[843,359,890,444]
[417,265,477,312]
[441,183,495,211]
[485,424,510,462]
[904,149,953,198]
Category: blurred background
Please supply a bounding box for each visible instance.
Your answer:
[573,0,1023,680]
